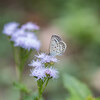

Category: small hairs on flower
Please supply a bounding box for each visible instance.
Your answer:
[30,67,46,80]
[36,53,58,63]
[30,67,58,80]
[29,53,59,80]
[28,60,42,68]
[44,67,59,79]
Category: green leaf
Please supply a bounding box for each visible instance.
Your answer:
[96,98,100,100]
[13,82,32,94]
[62,74,93,100]
[23,92,38,100]
[86,96,95,100]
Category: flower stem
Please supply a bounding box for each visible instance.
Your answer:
[10,38,32,100]
[37,79,43,100]
[42,78,49,93]
[13,47,23,100]
[13,47,20,81]
[37,78,49,100]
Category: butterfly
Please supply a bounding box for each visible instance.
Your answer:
[49,35,67,56]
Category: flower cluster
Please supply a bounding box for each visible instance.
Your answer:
[3,22,40,51]
[29,53,59,80]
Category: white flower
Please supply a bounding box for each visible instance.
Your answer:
[11,28,25,40]
[3,22,19,36]
[35,53,58,63]
[21,22,39,31]
[3,22,40,51]
[30,66,59,80]
[41,55,57,63]
[28,60,42,68]
[30,67,46,80]
[44,67,59,79]
[29,53,59,80]
[35,53,47,59]
[13,34,40,51]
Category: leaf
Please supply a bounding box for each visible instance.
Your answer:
[96,98,100,100]
[23,92,44,100]
[62,74,93,100]
[23,95,34,100]
[23,92,38,100]
[86,96,95,100]
[13,82,32,94]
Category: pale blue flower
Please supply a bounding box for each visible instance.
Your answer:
[3,22,19,36]
[41,55,51,63]
[35,53,47,59]
[44,67,59,79]
[49,57,58,62]
[30,67,46,80]
[26,32,37,39]
[3,22,40,51]
[35,53,58,63]
[30,66,58,80]
[21,22,39,31]
[29,53,59,80]
[12,29,25,37]
[8,22,41,51]
[13,34,40,51]
[28,60,42,68]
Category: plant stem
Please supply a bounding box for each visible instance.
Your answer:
[13,47,20,81]
[37,79,43,100]
[10,40,32,100]
[42,78,49,93]
[13,47,23,100]
[37,78,49,100]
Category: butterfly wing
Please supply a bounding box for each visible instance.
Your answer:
[50,35,66,56]
[58,41,66,55]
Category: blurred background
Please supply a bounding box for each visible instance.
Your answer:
[0,0,100,100]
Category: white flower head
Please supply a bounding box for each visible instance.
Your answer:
[28,60,42,68]
[11,29,40,51]
[21,22,39,31]
[35,53,58,63]
[35,53,47,59]
[11,28,26,40]
[3,22,19,36]
[13,35,40,51]
[3,22,40,51]
[42,55,58,63]
[30,67,46,80]
[29,53,59,80]
[45,67,59,79]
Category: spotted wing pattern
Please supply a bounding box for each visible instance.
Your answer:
[50,35,66,56]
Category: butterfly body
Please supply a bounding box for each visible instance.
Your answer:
[49,35,66,56]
